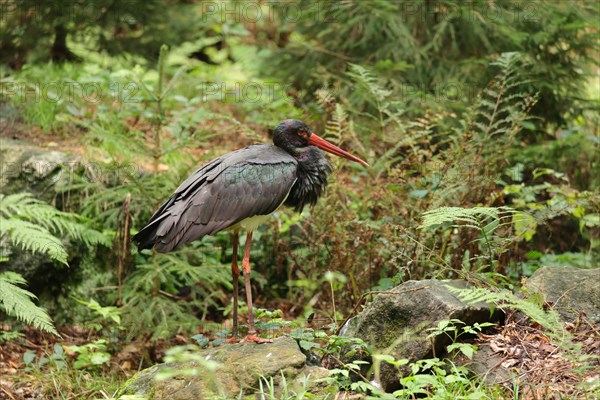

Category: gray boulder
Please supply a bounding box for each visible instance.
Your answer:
[341,279,502,392]
[525,266,600,324]
[0,137,74,199]
[119,336,331,399]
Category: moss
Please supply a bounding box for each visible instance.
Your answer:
[117,375,141,396]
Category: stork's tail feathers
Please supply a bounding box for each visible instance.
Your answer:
[132,221,159,251]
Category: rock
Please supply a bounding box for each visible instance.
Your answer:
[119,336,328,399]
[525,266,600,324]
[451,345,513,385]
[0,139,66,282]
[0,137,74,200]
[341,279,502,392]
[0,138,80,289]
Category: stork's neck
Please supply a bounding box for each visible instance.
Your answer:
[284,146,333,212]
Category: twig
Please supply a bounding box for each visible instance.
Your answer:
[0,385,16,400]
[159,290,186,301]
[517,361,571,380]
[117,193,131,306]
[327,353,370,384]
[52,375,61,398]
[67,388,97,400]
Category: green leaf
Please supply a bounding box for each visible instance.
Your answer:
[409,189,429,199]
[582,214,600,227]
[53,343,64,357]
[520,120,536,130]
[299,339,321,351]
[0,193,109,265]
[23,351,36,365]
[68,345,83,353]
[73,358,89,369]
[513,211,537,241]
[329,368,349,377]
[447,343,476,359]
[90,352,111,365]
[421,206,515,231]
[525,250,543,260]
[372,354,396,363]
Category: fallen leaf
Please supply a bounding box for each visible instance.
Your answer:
[501,359,518,368]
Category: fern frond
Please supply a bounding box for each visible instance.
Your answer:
[0,218,68,264]
[0,272,59,335]
[0,193,109,264]
[121,248,233,339]
[324,103,346,143]
[347,63,391,103]
[346,63,407,134]
[315,87,336,112]
[50,219,111,248]
[447,285,564,335]
[469,52,539,145]
[0,192,42,216]
[420,206,516,231]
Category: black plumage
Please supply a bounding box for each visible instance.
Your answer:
[135,145,300,252]
[132,119,367,342]
[134,120,338,252]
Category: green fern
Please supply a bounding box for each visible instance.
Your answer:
[0,218,68,264]
[346,63,406,130]
[471,52,538,150]
[0,272,59,335]
[420,206,525,268]
[122,247,233,340]
[420,206,516,231]
[346,63,392,107]
[0,193,107,336]
[346,63,414,176]
[425,52,538,209]
[315,87,337,113]
[0,193,109,264]
[446,285,564,336]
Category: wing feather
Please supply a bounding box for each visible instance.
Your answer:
[133,145,298,252]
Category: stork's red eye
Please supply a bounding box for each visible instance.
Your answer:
[298,130,308,138]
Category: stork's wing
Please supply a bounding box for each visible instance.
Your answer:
[133,145,298,252]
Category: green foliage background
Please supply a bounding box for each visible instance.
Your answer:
[0,0,598,396]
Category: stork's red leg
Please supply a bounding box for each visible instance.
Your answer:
[240,231,272,344]
[242,231,256,334]
[230,231,240,339]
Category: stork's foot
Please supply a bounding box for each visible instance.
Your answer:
[226,336,240,343]
[240,334,273,344]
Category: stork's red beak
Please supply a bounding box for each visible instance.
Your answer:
[308,133,369,167]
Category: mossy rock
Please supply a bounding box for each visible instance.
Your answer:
[118,336,332,399]
[0,137,75,199]
[341,279,502,392]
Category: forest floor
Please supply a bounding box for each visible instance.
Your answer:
[1,310,599,399]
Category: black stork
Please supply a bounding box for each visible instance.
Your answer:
[133,119,368,343]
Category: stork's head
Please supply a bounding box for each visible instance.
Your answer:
[273,119,368,167]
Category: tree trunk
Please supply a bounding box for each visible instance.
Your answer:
[50,24,79,62]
